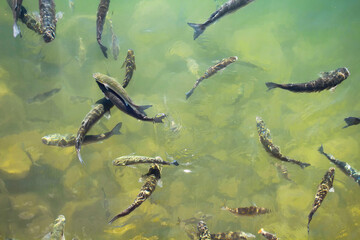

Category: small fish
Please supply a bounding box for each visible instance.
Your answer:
[7,0,23,38]
[307,167,335,234]
[76,37,87,67]
[96,0,110,58]
[42,122,122,147]
[343,117,360,128]
[75,97,114,164]
[27,88,61,104]
[18,5,43,35]
[113,155,179,166]
[185,56,238,99]
[258,228,278,240]
[211,231,256,240]
[41,215,66,240]
[188,0,255,40]
[197,221,211,240]
[108,164,162,223]
[256,117,311,169]
[102,187,111,220]
[274,163,293,182]
[266,67,350,93]
[222,205,270,216]
[121,49,136,88]
[68,0,74,11]
[39,0,57,43]
[94,73,166,123]
[318,145,359,186]
[108,16,120,60]
[70,95,92,104]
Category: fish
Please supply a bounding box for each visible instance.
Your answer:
[221,205,270,216]
[75,97,114,164]
[178,212,213,226]
[113,155,179,167]
[42,122,122,147]
[68,0,74,11]
[17,5,42,35]
[108,16,120,60]
[70,95,92,104]
[7,0,23,38]
[185,56,238,99]
[108,164,162,223]
[343,117,360,128]
[21,143,40,167]
[39,0,57,43]
[188,0,255,40]
[256,117,311,169]
[197,221,211,240]
[76,37,87,67]
[266,67,350,93]
[27,88,61,104]
[258,228,278,240]
[102,187,111,220]
[274,163,293,182]
[211,231,256,240]
[93,72,166,123]
[307,167,335,234]
[96,0,110,58]
[318,145,360,186]
[121,49,136,88]
[41,215,66,240]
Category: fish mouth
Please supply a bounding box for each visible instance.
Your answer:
[344,67,350,76]
[41,137,49,144]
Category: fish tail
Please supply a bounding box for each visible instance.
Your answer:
[108,214,121,225]
[171,160,179,166]
[13,23,21,38]
[318,145,324,154]
[343,117,359,128]
[187,23,205,40]
[98,40,108,58]
[111,122,122,135]
[299,162,311,169]
[153,114,166,123]
[138,105,152,111]
[265,82,280,91]
[76,149,85,165]
[185,88,195,99]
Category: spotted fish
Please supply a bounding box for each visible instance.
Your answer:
[307,167,335,234]
[96,0,110,58]
[113,155,179,166]
[198,221,211,240]
[343,117,360,128]
[121,49,136,88]
[41,215,66,240]
[108,164,162,224]
[256,117,311,169]
[188,0,255,40]
[258,228,278,240]
[185,56,238,99]
[75,97,114,164]
[39,0,57,43]
[266,67,350,93]
[319,145,359,186]
[222,205,270,216]
[211,231,255,240]
[18,5,43,35]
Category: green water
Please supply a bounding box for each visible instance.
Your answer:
[0,0,360,239]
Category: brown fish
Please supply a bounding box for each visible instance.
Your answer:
[266,67,350,92]
[307,167,335,234]
[108,164,162,224]
[258,228,278,240]
[39,0,57,43]
[18,5,43,35]
[186,56,238,99]
[222,205,270,216]
[211,231,255,240]
[121,49,136,88]
[96,0,110,58]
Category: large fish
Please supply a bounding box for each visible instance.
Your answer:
[197,221,211,240]
[186,56,238,99]
[42,122,122,147]
[121,49,136,88]
[222,205,270,216]
[108,164,162,224]
[27,88,61,104]
[41,215,66,240]
[93,72,166,123]
[266,67,350,93]
[256,117,311,169]
[258,228,278,240]
[39,0,57,43]
[211,231,255,240]
[108,16,120,60]
[318,145,359,186]
[343,117,360,128]
[96,0,110,58]
[188,0,255,40]
[75,97,114,164]
[307,167,335,234]
[113,155,179,166]
[18,5,43,35]
[7,0,23,38]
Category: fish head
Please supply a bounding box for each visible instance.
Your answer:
[255,116,264,125]
[230,56,239,62]
[336,67,350,79]
[93,73,128,100]
[148,164,162,179]
[43,30,56,43]
[197,221,208,232]
[41,135,52,145]
[127,49,135,57]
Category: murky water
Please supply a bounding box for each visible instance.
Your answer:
[0,0,360,239]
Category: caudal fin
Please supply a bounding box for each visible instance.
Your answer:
[138,105,152,111]
[153,113,167,123]
[265,82,279,91]
[185,88,195,100]
[299,162,311,169]
[98,41,108,58]
[187,23,205,40]
[111,122,122,135]
[76,149,85,165]
[343,117,360,128]
[171,160,179,166]
[13,23,21,38]
[318,145,324,154]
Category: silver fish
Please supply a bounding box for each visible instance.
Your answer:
[108,16,120,60]
[42,215,66,240]
[113,155,179,166]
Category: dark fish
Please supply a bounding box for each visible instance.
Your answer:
[108,164,162,223]
[93,73,166,123]
[211,231,255,240]
[256,117,311,169]
[108,16,120,60]
[222,205,270,216]
[39,0,57,43]
[188,0,255,40]
[186,56,238,99]
[7,0,23,38]
[307,167,335,234]
[102,187,111,220]
[113,155,179,166]
[258,228,278,240]
[96,0,110,58]
[274,163,293,182]
[318,145,359,186]
[197,221,211,240]
[75,97,114,164]
[27,88,61,104]
[266,67,350,93]
[42,122,122,147]
[343,117,360,128]
[121,49,136,88]
[18,5,43,35]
